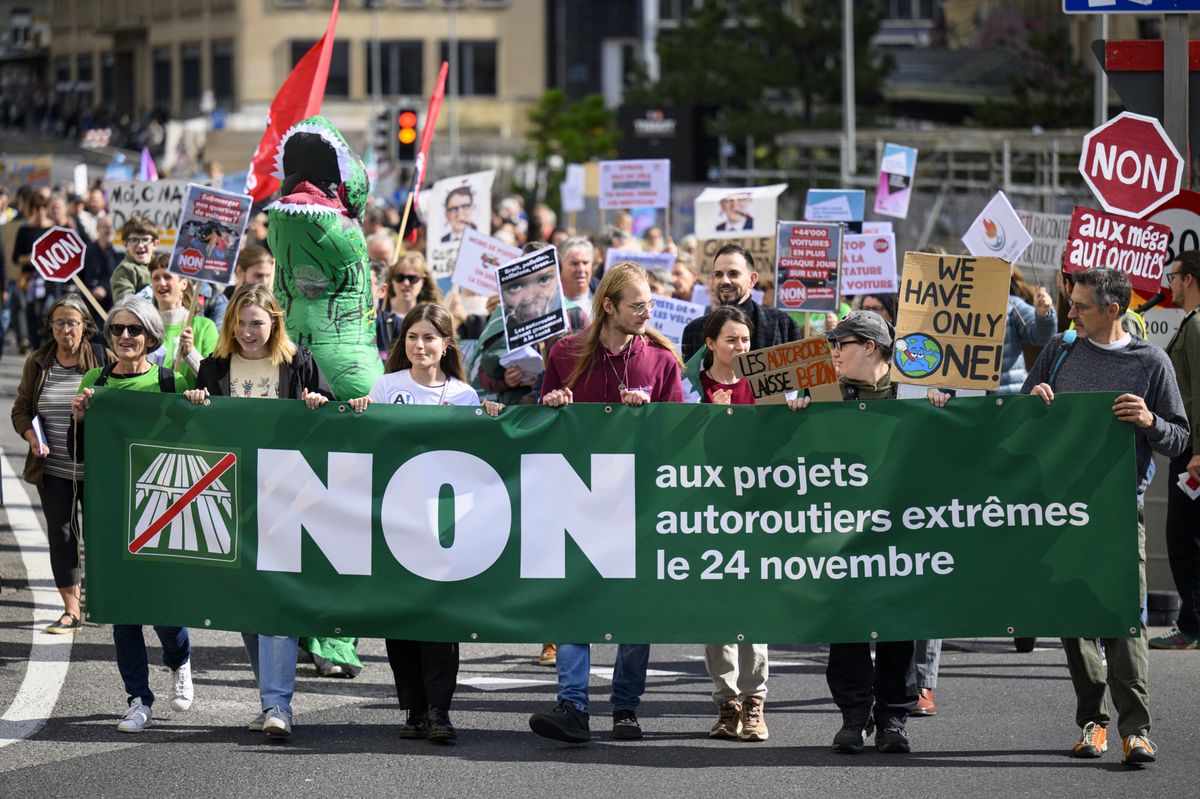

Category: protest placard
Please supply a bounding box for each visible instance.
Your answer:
[774,221,843,313]
[694,184,787,238]
[805,189,865,223]
[1015,210,1071,290]
[599,159,671,209]
[893,252,1010,391]
[0,154,52,187]
[109,179,213,249]
[862,220,894,236]
[168,184,252,286]
[697,235,776,276]
[733,337,842,403]
[648,294,707,348]
[1064,206,1170,295]
[874,143,918,219]
[451,228,522,297]
[605,247,676,274]
[426,170,495,284]
[561,163,586,214]
[498,246,568,350]
[841,233,898,295]
[961,191,1032,265]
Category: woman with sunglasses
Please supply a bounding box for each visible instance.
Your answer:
[11,294,111,635]
[71,296,194,734]
[379,253,443,358]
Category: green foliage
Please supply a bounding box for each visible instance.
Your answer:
[972,21,1092,128]
[524,89,620,212]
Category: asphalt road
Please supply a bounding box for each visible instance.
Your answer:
[0,350,1195,799]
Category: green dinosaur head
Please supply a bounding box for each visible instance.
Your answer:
[273,115,369,218]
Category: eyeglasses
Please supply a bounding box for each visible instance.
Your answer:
[829,338,864,351]
[125,235,157,246]
[393,274,423,285]
[52,319,83,330]
[446,203,473,214]
[861,304,885,314]
[110,323,146,338]
[626,300,657,315]
[1166,271,1182,281]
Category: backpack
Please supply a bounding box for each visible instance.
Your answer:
[66,364,176,462]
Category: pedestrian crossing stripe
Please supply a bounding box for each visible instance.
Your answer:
[126,443,240,565]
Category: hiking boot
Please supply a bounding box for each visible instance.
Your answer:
[263,707,292,738]
[399,708,429,739]
[739,697,768,742]
[708,700,741,740]
[426,707,457,743]
[1072,721,1108,758]
[912,688,937,716]
[612,709,643,740]
[1121,734,1157,765]
[875,725,911,753]
[1148,627,1199,650]
[170,660,194,712]
[538,644,557,666]
[117,698,152,733]
[832,724,866,754]
[529,701,591,743]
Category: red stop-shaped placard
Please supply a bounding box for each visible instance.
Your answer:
[30,226,87,283]
[1079,112,1184,219]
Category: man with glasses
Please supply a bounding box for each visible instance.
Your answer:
[111,215,159,303]
[1022,267,1188,766]
[681,243,800,362]
[529,261,682,744]
[439,186,476,244]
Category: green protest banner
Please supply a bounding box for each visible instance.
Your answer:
[83,390,1139,644]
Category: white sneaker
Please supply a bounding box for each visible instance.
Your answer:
[117,699,152,733]
[262,707,293,738]
[248,710,268,732]
[170,660,194,712]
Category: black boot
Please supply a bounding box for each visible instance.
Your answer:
[426,707,457,743]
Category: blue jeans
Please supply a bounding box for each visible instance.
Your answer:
[242,634,298,716]
[113,624,190,706]
[556,643,650,714]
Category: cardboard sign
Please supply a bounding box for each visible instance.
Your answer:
[1064,206,1170,295]
[561,163,586,213]
[109,179,213,249]
[804,189,865,222]
[648,294,707,348]
[426,170,495,284]
[604,247,676,274]
[892,253,1010,390]
[694,184,787,238]
[961,191,1033,265]
[452,228,522,297]
[168,184,252,286]
[1015,209,1071,286]
[732,338,841,401]
[774,221,843,313]
[841,233,898,295]
[874,143,918,219]
[599,159,671,209]
[497,246,568,351]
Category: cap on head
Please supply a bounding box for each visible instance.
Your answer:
[827,310,894,348]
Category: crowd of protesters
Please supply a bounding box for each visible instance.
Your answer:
[4,177,1197,769]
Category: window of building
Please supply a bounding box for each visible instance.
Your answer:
[365,40,423,97]
[438,40,497,97]
[101,52,113,105]
[212,39,235,106]
[53,55,70,88]
[75,54,93,88]
[153,46,172,108]
[181,42,202,112]
[881,0,937,20]
[292,39,349,96]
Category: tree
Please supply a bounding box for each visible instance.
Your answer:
[524,89,620,209]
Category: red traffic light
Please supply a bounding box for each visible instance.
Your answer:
[398,110,417,129]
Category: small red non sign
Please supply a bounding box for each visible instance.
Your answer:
[31,226,87,282]
[1079,112,1184,219]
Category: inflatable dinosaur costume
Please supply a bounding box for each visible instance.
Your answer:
[266,116,383,400]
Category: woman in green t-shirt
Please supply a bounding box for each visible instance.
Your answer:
[148,254,217,388]
[72,296,192,734]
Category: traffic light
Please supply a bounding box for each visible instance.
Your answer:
[393,107,418,163]
[369,111,389,157]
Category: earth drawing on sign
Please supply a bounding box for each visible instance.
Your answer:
[894,334,942,378]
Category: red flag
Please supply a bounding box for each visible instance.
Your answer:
[409,61,449,213]
[244,0,340,204]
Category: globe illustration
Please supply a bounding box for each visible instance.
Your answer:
[894,334,942,378]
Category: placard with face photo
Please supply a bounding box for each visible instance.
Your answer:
[693,184,787,239]
[497,245,568,351]
[426,169,495,284]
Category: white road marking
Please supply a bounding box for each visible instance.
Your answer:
[458,676,557,691]
[0,447,74,748]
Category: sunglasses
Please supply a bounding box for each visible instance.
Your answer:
[393,274,423,285]
[110,323,146,338]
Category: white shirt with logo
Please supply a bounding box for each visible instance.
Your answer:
[367,369,481,407]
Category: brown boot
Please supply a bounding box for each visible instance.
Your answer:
[739,697,768,742]
[708,700,741,739]
[912,688,937,716]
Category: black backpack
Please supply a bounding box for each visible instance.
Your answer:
[66,364,176,462]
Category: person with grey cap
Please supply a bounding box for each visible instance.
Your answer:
[789,310,949,754]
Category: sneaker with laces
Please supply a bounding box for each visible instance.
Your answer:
[426,707,457,743]
[170,660,194,712]
[263,707,292,738]
[117,698,152,733]
[399,708,429,739]
[1121,734,1157,765]
[832,723,866,754]
[1148,627,1199,650]
[875,725,911,753]
[739,697,768,742]
[529,701,591,743]
[708,700,741,740]
[538,644,557,666]
[247,710,268,732]
[1072,721,1108,758]
[612,709,643,740]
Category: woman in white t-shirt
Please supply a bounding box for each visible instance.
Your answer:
[364,302,501,744]
[182,284,346,740]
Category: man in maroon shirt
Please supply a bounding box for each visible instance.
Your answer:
[529,260,682,744]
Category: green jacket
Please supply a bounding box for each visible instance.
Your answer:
[1166,308,1200,454]
[110,257,151,303]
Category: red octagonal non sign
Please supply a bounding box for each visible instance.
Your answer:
[31,226,87,283]
[1079,112,1185,219]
